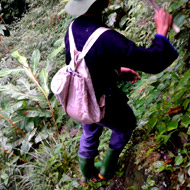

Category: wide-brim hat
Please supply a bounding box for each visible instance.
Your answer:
[65,0,97,16]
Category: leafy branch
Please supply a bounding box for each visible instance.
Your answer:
[0,147,27,163]
[0,113,26,137]
[11,51,59,134]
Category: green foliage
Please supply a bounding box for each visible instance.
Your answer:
[0,0,190,189]
[0,129,81,190]
[15,133,80,190]
[0,1,81,189]
[0,48,63,153]
[0,0,70,67]
[0,155,21,189]
[0,0,28,24]
[122,0,190,188]
[0,24,6,36]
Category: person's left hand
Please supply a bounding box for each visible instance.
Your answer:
[119,67,141,83]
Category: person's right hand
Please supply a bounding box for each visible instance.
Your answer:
[154,8,173,37]
[119,67,141,83]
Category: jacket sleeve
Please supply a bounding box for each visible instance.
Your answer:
[103,30,179,74]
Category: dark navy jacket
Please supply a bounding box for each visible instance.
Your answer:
[65,15,178,101]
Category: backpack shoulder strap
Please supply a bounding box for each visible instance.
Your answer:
[68,22,76,60]
[68,22,110,59]
[81,27,110,58]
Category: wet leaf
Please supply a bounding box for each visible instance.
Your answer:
[163,133,173,144]
[174,13,187,27]
[147,178,155,186]
[54,144,63,154]
[21,141,32,155]
[181,114,190,128]
[0,68,24,78]
[25,128,36,141]
[35,131,48,143]
[61,174,71,182]
[156,122,166,134]
[183,99,190,110]
[31,49,41,75]
[172,89,187,102]
[187,127,190,135]
[175,155,183,166]
[188,167,190,177]
[49,43,65,59]
[147,148,155,156]
[178,172,185,184]
[0,24,6,35]
[119,15,128,28]
[9,156,19,165]
[53,38,64,47]
[24,109,51,118]
[167,120,178,131]
[39,68,49,96]
[12,51,29,67]
[25,121,35,132]
[153,161,165,172]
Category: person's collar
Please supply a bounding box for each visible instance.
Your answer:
[83,13,101,17]
[82,13,102,21]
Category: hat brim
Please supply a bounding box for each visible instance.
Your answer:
[65,0,97,16]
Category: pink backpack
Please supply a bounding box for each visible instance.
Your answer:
[51,23,109,124]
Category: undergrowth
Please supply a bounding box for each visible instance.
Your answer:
[0,0,190,189]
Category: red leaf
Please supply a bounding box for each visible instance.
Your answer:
[163,159,172,165]
[24,110,29,115]
[139,88,144,94]
[167,106,182,116]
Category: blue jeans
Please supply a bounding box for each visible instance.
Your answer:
[79,96,137,159]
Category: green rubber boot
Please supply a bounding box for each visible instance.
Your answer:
[98,148,122,180]
[79,156,98,185]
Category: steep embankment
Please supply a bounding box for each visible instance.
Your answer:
[108,1,190,189]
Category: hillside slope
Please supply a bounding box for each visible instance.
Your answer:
[0,0,190,189]
[109,1,190,189]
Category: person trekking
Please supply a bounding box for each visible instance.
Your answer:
[64,0,178,185]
